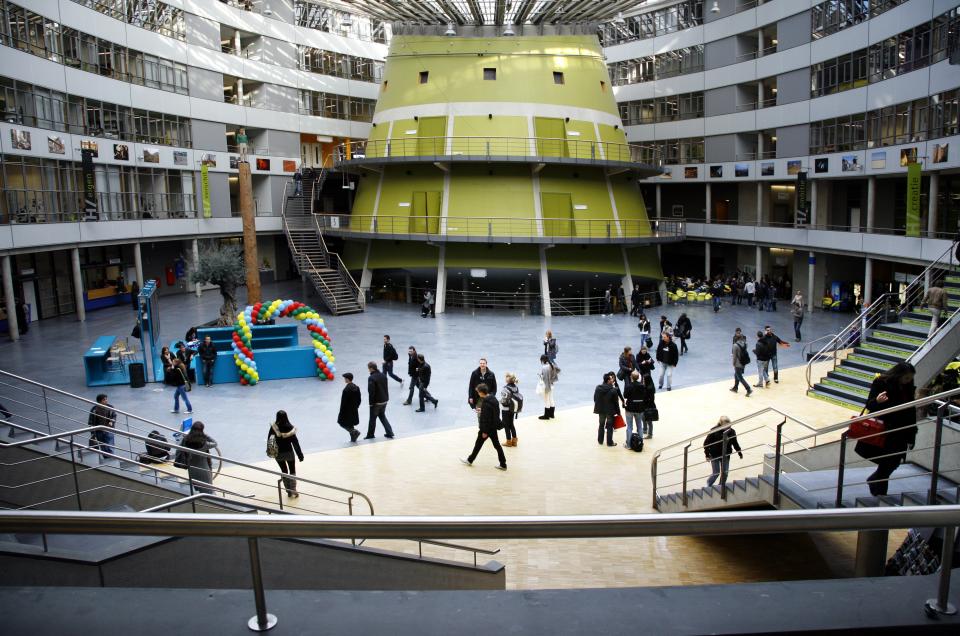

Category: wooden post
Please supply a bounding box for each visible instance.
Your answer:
[239,161,261,305]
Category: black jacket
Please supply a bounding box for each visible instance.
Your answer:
[636,351,655,373]
[383,342,399,362]
[268,424,304,461]
[753,338,773,362]
[642,376,657,409]
[478,394,501,435]
[407,354,420,377]
[593,382,619,417]
[618,353,636,379]
[656,340,679,366]
[176,349,194,366]
[87,403,116,428]
[676,316,692,338]
[418,362,432,388]
[704,426,742,460]
[468,368,497,405]
[198,341,218,362]
[856,376,917,458]
[169,366,189,387]
[638,319,651,333]
[338,382,362,426]
[623,380,646,413]
[368,370,389,404]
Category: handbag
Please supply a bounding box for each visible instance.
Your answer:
[266,434,279,458]
[848,406,885,447]
[645,336,653,349]
[644,407,659,422]
[613,414,626,429]
[536,377,545,396]
[173,449,189,469]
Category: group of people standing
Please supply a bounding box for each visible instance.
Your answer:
[730,325,790,397]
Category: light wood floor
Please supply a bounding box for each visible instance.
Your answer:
[222,362,905,590]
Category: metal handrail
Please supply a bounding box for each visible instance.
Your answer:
[804,241,957,389]
[305,175,364,308]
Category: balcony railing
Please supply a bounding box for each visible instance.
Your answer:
[334,137,664,169]
[2,189,197,224]
[315,214,684,243]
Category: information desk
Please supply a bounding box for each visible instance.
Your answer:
[85,287,133,311]
[84,335,130,387]
[194,325,317,384]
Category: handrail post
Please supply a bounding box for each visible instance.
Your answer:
[41,387,51,435]
[277,479,284,511]
[682,444,690,507]
[720,432,730,500]
[836,433,848,508]
[246,537,278,631]
[68,434,82,511]
[928,403,948,504]
[773,419,785,506]
[651,455,658,510]
[925,525,958,617]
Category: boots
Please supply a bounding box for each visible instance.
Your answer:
[548,407,556,419]
[505,437,517,447]
[511,437,518,446]
[539,408,550,420]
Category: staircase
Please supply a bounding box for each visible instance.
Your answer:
[807,247,960,410]
[282,172,364,315]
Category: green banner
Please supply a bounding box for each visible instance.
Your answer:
[906,163,921,237]
[201,164,211,218]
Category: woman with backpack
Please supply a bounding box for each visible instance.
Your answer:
[537,355,560,420]
[730,329,753,397]
[267,410,305,497]
[676,313,692,356]
[500,372,523,446]
[543,331,558,363]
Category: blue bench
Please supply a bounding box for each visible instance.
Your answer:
[194,325,318,384]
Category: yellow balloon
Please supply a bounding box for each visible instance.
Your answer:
[329,355,335,362]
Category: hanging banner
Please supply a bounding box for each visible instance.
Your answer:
[795,171,808,226]
[81,148,97,219]
[906,163,921,237]
[201,163,212,218]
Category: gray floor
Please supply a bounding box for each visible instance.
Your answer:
[0,284,853,463]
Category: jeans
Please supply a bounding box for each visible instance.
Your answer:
[732,367,751,393]
[406,377,419,403]
[770,355,779,380]
[706,455,730,487]
[624,411,643,441]
[367,403,394,437]
[929,310,943,338]
[92,430,115,457]
[502,411,517,440]
[658,365,674,389]
[794,316,803,340]
[383,360,403,383]
[201,359,215,386]
[294,181,302,196]
[747,293,754,306]
[467,430,506,467]
[756,360,769,385]
[713,296,722,311]
[174,385,192,412]
[679,335,688,354]
[597,414,614,445]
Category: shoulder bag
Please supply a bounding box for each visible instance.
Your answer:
[848,405,885,447]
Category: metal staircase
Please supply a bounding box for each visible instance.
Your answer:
[282,172,364,315]
[806,244,960,410]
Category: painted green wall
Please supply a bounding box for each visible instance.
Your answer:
[374,166,444,234]
[610,175,651,237]
[598,124,630,161]
[451,115,529,155]
[375,35,617,115]
[445,244,540,270]
[539,166,613,238]
[625,247,664,280]
[564,119,599,160]
[447,165,535,236]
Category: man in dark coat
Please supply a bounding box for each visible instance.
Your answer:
[337,372,362,442]
[198,335,218,387]
[460,383,506,470]
[467,358,497,408]
[402,346,420,405]
[655,333,679,391]
[593,373,619,446]
[365,362,395,440]
[87,393,117,456]
[415,354,439,411]
[130,280,140,310]
[382,335,403,385]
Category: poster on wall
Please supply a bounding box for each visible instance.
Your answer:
[229,156,239,169]
[795,171,809,226]
[173,151,188,166]
[734,163,749,177]
[81,140,99,157]
[282,159,296,172]
[256,158,271,171]
[814,158,829,173]
[900,148,918,166]
[201,153,217,167]
[201,163,211,218]
[933,144,949,164]
[709,165,722,178]
[684,166,698,178]
[871,151,886,169]
[906,162,921,237]
[841,155,859,171]
[113,144,129,161]
[81,148,97,219]
[10,129,31,150]
[47,135,65,154]
[761,162,774,176]
[142,148,160,164]
[660,167,672,179]
[787,160,801,175]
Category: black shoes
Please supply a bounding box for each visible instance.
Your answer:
[402,401,411,406]
[350,430,360,443]
[415,408,425,412]
[385,433,395,438]
[433,399,439,409]
[363,435,375,440]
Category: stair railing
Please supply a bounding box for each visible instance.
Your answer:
[307,179,364,311]
[805,241,958,389]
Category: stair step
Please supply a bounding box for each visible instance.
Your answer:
[807,388,864,411]
[878,322,930,337]
[828,369,873,387]
[869,330,926,348]
[817,378,869,399]
[844,354,895,373]
[854,344,909,362]
[900,491,929,506]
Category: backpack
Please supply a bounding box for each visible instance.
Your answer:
[266,434,279,458]
[385,344,399,361]
[737,343,751,366]
[630,432,644,452]
[500,385,523,412]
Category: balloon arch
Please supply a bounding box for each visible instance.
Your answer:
[232,299,336,385]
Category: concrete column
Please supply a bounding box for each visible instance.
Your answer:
[540,245,552,318]
[655,184,662,218]
[233,29,241,55]
[584,279,591,315]
[404,273,412,304]
[359,240,373,292]
[866,176,876,232]
[854,530,889,577]
[461,276,470,309]
[928,172,939,238]
[864,257,873,305]
[704,242,711,280]
[756,182,764,225]
[133,242,144,287]
[807,252,816,315]
[192,239,201,298]
[809,179,818,227]
[2,255,18,341]
[238,162,261,305]
[755,245,762,280]
[71,247,86,322]
[705,183,711,223]
[435,245,446,315]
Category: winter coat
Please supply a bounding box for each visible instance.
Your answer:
[656,340,679,366]
[618,353,636,380]
[407,354,420,378]
[636,351,655,374]
[753,338,773,362]
[540,363,559,391]
[593,382,619,417]
[417,362,433,388]
[704,426,741,460]
[623,380,646,413]
[268,423,304,462]
[368,370,389,404]
[732,340,749,369]
[468,368,498,405]
[676,316,692,338]
[198,341,218,362]
[383,342,399,362]
[337,382,362,426]
[478,395,501,435]
[500,383,523,413]
[856,376,917,460]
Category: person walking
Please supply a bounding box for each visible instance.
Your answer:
[337,372,362,442]
[641,372,657,438]
[500,372,523,447]
[637,313,652,349]
[87,393,116,456]
[415,354,439,411]
[763,326,790,383]
[622,370,646,448]
[293,168,303,196]
[169,359,193,414]
[922,283,948,338]
[198,335,218,387]
[461,383,507,470]
[745,279,756,307]
[791,291,805,342]
[537,355,559,419]
[181,421,217,494]
[593,373,619,447]
[855,362,918,495]
[712,279,724,312]
[630,286,642,316]
[130,279,139,310]
[428,290,436,317]
[658,315,672,336]
[676,313,692,356]
[704,416,743,487]
[468,358,497,409]
[752,331,772,388]
[731,329,753,396]
[603,285,613,316]
[175,341,196,383]
[402,346,420,405]
[364,361,395,439]
[381,335,403,385]
[543,330,558,363]
[268,410,304,497]
[617,346,636,393]
[655,333,679,391]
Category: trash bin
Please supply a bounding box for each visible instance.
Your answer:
[129,362,146,388]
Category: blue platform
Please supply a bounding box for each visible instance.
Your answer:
[194,324,319,384]
[83,335,130,387]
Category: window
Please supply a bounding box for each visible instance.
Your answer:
[553,71,564,85]
[600,81,606,92]
[483,68,496,80]
[419,71,428,84]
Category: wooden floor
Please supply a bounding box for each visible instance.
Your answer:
[225,361,905,590]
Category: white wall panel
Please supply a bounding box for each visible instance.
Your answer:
[27,0,60,21]
[704,60,756,90]
[64,67,132,106]
[653,26,704,54]
[125,25,189,64]
[57,0,127,44]
[612,82,657,101]
[653,72,707,96]
[929,60,960,95]
[0,48,67,91]
[130,85,191,118]
[755,44,812,77]
[808,86,868,121]
[866,67,932,109]
[810,22,869,64]
[934,0,960,14]
[704,110,757,136]
[755,100,811,129]
[189,98,244,126]
[655,119,706,139]
[757,0,814,24]
[704,8,758,43]
[603,39,655,64]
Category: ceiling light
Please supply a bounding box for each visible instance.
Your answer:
[614,11,625,24]
[710,1,720,13]
[503,24,515,36]
[445,23,456,36]
[341,14,353,28]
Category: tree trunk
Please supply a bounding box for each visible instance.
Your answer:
[218,283,239,326]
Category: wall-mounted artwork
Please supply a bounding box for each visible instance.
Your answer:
[870,151,886,169]
[900,148,917,166]
[933,144,949,164]
[814,158,829,173]
[80,140,99,157]
[684,166,698,179]
[113,144,129,161]
[660,166,672,179]
[10,129,31,150]
[229,156,239,169]
[142,148,160,164]
[201,153,217,167]
[760,162,774,176]
[173,150,188,166]
[734,163,749,177]
[671,204,684,217]
[282,160,296,172]
[709,165,722,178]
[256,158,271,171]
[787,160,801,175]
[841,155,859,172]
[47,135,65,154]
